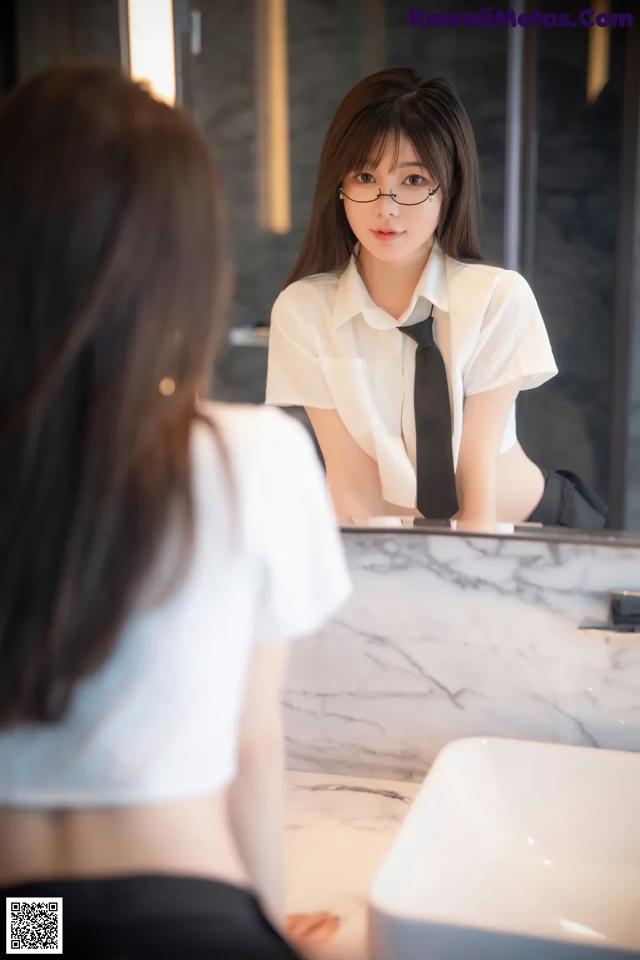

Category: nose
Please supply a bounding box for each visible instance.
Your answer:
[376,190,398,216]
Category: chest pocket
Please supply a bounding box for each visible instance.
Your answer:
[319,357,377,455]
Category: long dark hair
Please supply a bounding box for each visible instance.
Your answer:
[0,64,233,726]
[287,68,483,285]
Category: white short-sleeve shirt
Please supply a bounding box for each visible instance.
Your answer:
[0,403,351,808]
[265,239,558,509]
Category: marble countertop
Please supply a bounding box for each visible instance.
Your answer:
[342,517,640,549]
[284,770,421,960]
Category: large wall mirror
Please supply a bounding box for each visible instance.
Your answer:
[4,0,639,534]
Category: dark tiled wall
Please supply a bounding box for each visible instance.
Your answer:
[517,18,626,503]
[15,0,120,79]
[186,0,508,404]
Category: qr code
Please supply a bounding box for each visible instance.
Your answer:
[5,898,63,954]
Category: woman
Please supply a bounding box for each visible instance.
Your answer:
[0,64,351,958]
[266,68,607,530]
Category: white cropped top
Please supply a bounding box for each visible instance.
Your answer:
[0,403,351,808]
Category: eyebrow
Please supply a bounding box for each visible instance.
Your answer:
[360,160,429,171]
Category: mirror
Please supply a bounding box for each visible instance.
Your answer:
[8,0,636,536]
[170,0,638,535]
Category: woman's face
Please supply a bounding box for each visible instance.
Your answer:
[340,134,442,265]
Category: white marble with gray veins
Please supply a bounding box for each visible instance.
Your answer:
[285,769,420,960]
[284,531,640,781]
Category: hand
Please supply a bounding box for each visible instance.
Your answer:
[452,513,499,534]
[286,911,341,946]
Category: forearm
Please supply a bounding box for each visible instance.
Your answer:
[330,478,419,524]
[331,491,386,524]
[457,490,496,523]
[456,382,522,525]
[456,458,497,524]
[227,740,286,931]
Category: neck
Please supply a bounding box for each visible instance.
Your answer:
[357,237,435,320]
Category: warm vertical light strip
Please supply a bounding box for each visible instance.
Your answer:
[127,0,176,105]
[586,0,610,103]
[256,0,291,234]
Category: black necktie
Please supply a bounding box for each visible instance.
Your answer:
[399,309,459,519]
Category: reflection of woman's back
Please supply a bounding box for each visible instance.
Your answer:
[0,65,349,959]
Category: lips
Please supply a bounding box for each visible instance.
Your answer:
[372,229,404,238]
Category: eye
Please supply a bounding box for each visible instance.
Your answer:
[405,174,428,186]
[353,172,375,184]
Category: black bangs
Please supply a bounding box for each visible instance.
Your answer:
[400,112,451,191]
[338,105,399,176]
[338,103,449,192]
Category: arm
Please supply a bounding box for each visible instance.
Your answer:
[305,407,418,523]
[456,379,522,527]
[227,641,289,933]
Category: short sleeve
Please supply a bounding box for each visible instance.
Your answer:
[252,407,352,644]
[463,270,558,396]
[265,284,335,409]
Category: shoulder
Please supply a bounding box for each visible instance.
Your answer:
[272,273,340,328]
[453,259,536,301]
[482,270,541,331]
[194,402,333,566]
[195,401,317,479]
[447,258,539,329]
[197,399,311,448]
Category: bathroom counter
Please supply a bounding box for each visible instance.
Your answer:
[284,770,421,960]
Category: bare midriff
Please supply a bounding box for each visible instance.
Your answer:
[0,789,248,888]
[494,440,545,523]
[380,440,545,524]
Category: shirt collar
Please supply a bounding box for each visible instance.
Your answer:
[331,238,449,332]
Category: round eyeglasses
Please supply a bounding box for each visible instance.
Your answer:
[338,182,441,207]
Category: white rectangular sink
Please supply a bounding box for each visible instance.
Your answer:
[370,737,640,959]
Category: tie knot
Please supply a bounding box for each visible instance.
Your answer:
[399,314,435,349]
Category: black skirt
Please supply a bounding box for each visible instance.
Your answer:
[2,873,304,960]
[526,469,608,528]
